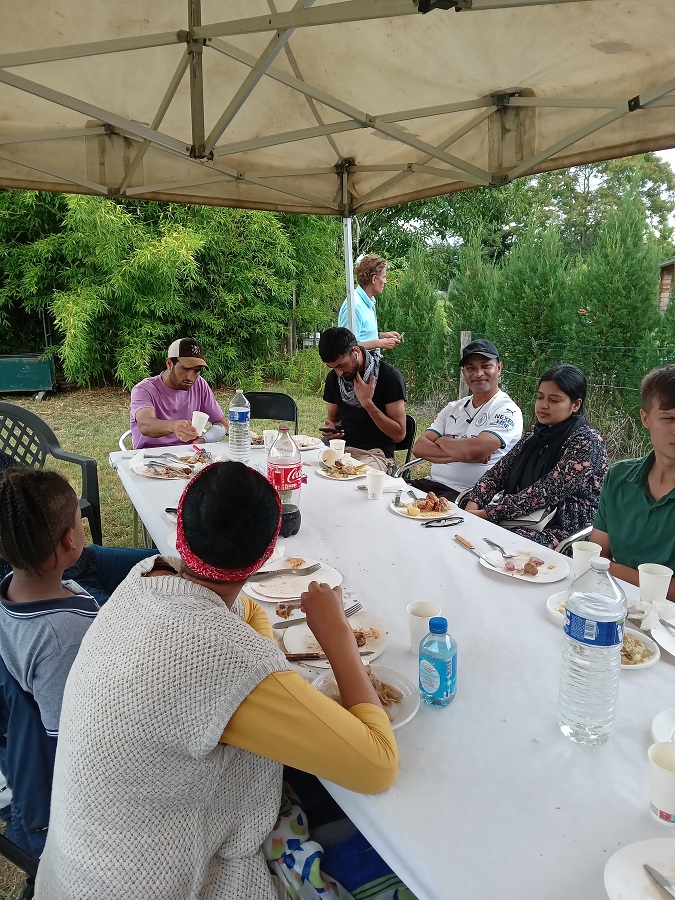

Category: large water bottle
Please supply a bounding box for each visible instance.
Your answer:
[267,426,302,536]
[558,557,626,745]
[419,617,457,708]
[228,388,250,464]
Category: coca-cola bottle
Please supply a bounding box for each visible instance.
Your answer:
[267,426,302,536]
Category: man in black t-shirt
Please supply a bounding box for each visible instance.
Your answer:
[319,327,407,471]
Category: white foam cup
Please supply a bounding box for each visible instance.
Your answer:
[572,541,602,578]
[639,563,673,606]
[329,439,346,459]
[649,742,675,825]
[366,468,386,499]
[191,411,209,436]
[263,429,279,451]
[407,601,442,655]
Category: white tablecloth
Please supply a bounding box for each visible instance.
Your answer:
[109,443,675,900]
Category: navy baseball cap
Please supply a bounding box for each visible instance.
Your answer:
[460,339,500,366]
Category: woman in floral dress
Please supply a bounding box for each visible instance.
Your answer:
[460,365,607,549]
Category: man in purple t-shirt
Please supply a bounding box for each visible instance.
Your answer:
[130,338,228,449]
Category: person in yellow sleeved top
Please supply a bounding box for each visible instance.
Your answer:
[35,461,399,900]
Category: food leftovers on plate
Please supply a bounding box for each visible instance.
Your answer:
[321,666,403,719]
[146,464,193,479]
[286,557,305,569]
[324,460,368,478]
[250,431,265,445]
[276,600,303,619]
[621,631,654,666]
[180,449,212,464]
[292,435,321,449]
[501,554,546,576]
[353,626,380,647]
[401,492,452,517]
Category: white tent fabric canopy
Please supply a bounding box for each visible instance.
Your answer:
[1,0,674,217]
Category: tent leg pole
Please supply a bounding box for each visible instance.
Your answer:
[342,216,355,334]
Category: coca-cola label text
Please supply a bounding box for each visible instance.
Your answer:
[267,462,302,492]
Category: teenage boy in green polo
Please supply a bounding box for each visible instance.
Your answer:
[591,363,675,602]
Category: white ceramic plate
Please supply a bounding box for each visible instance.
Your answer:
[245,559,343,600]
[282,611,389,668]
[622,627,660,669]
[316,467,368,481]
[651,615,675,659]
[478,548,569,583]
[293,435,324,451]
[311,665,419,730]
[546,590,567,622]
[388,500,454,520]
[652,709,675,743]
[604,838,675,900]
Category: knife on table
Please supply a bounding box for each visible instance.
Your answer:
[454,534,500,568]
[644,864,675,897]
[285,650,373,662]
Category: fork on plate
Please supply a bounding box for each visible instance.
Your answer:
[273,601,362,630]
[248,562,322,581]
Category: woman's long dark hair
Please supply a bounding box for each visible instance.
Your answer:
[538,364,587,415]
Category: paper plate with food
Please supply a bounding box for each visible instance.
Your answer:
[245,557,343,601]
[547,595,660,669]
[250,431,266,447]
[282,611,388,668]
[389,491,454,519]
[312,665,419,729]
[478,547,569,583]
[316,449,368,480]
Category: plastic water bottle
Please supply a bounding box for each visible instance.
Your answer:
[228,388,250,464]
[419,617,457,707]
[558,557,626,745]
[267,426,302,536]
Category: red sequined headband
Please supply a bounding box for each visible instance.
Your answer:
[175,464,281,582]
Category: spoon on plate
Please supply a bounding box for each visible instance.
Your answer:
[482,538,517,559]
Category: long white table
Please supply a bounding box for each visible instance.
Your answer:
[110,443,675,900]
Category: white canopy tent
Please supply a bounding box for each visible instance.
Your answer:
[2,0,675,326]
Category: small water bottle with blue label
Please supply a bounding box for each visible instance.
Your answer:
[419,616,457,707]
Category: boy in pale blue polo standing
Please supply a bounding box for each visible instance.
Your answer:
[338,255,401,354]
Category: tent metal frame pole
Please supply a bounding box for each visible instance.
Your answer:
[0,147,107,194]
[118,51,191,192]
[0,33,182,69]
[204,0,315,155]
[197,0,592,40]
[208,37,491,182]
[188,0,206,157]
[0,127,106,145]
[0,68,190,156]
[343,217,356,335]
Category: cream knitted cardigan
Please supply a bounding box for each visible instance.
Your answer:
[35,557,290,900]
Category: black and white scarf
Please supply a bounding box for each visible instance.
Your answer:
[338,348,380,408]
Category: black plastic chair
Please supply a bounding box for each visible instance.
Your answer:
[0,835,37,899]
[0,402,102,545]
[394,414,417,468]
[246,391,299,434]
